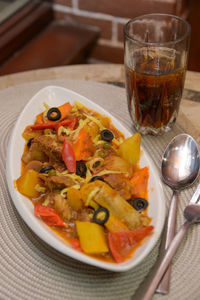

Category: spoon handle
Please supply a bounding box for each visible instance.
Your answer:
[156,190,179,294]
[132,221,190,300]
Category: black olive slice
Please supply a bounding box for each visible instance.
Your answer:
[129,197,148,211]
[39,166,55,174]
[100,129,114,141]
[93,207,109,225]
[76,161,87,177]
[27,138,34,147]
[47,107,61,121]
[90,176,105,182]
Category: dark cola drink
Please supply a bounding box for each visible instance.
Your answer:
[125,48,186,134]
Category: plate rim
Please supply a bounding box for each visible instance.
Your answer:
[6,85,166,272]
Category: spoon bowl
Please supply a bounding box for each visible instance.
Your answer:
[162,134,200,189]
[157,133,200,294]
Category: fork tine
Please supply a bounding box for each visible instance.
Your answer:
[189,184,200,204]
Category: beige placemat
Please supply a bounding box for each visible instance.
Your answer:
[0,80,199,300]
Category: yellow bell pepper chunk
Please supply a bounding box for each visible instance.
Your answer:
[75,221,109,254]
[16,169,40,198]
[67,187,83,211]
[118,132,141,165]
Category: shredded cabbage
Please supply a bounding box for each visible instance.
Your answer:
[44,129,56,138]
[85,187,100,206]
[87,157,104,172]
[56,172,85,183]
[93,134,101,144]
[83,113,105,131]
[35,184,46,193]
[112,137,124,146]
[96,170,128,177]
[73,118,89,140]
[42,199,50,206]
[85,168,93,183]
[96,140,106,145]
[57,126,73,136]
[43,102,50,110]
[74,101,84,109]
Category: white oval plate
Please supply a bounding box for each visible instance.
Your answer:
[6,85,165,272]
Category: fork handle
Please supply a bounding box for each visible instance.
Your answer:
[156,190,179,294]
[132,221,190,300]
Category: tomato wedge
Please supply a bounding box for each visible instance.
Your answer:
[62,139,76,173]
[108,226,153,263]
[34,204,65,227]
[70,238,83,252]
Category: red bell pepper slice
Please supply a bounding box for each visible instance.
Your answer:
[62,139,76,173]
[34,204,65,227]
[108,226,153,263]
[68,118,77,130]
[55,118,77,132]
[30,118,77,131]
[30,123,56,130]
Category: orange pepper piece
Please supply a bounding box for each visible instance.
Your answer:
[36,102,72,124]
[73,129,95,161]
[130,167,149,199]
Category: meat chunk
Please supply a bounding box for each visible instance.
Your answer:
[23,160,43,173]
[53,193,72,220]
[33,135,63,163]
[41,192,73,221]
[39,174,75,190]
[22,142,48,164]
[21,151,32,164]
[104,174,133,200]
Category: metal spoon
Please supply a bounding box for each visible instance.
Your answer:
[132,183,200,300]
[157,133,200,294]
[132,135,200,299]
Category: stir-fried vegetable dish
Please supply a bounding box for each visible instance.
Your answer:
[16,100,153,263]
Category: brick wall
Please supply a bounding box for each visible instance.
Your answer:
[53,0,188,63]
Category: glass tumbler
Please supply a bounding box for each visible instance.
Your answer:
[124,14,191,135]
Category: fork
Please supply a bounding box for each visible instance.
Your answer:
[132,183,200,300]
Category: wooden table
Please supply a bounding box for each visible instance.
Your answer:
[0,64,199,142]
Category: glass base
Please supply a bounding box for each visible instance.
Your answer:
[132,115,177,136]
